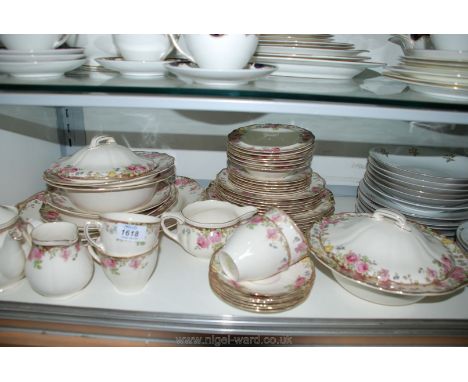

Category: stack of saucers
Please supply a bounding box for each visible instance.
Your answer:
[0,48,86,79]
[384,48,468,101]
[41,135,177,237]
[206,124,335,233]
[254,34,382,79]
[209,208,315,313]
[356,145,468,237]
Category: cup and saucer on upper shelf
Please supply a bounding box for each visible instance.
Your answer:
[96,34,176,78]
[165,34,276,86]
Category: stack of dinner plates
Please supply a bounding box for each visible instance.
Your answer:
[356,145,468,237]
[384,49,468,101]
[0,48,86,78]
[253,34,382,79]
[206,124,335,233]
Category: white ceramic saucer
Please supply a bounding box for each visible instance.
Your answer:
[405,49,468,62]
[0,48,85,56]
[0,58,86,78]
[0,54,86,62]
[165,61,276,86]
[96,57,174,78]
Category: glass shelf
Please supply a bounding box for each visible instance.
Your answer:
[0,69,467,112]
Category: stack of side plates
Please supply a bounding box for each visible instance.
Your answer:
[384,49,468,101]
[0,48,86,78]
[356,146,468,237]
[254,34,382,79]
[206,124,335,233]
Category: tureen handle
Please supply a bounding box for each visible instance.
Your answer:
[373,209,411,231]
[89,136,116,149]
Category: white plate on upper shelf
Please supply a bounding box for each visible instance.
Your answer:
[165,61,276,86]
[0,48,85,56]
[0,58,86,79]
[0,53,86,62]
[255,57,382,79]
[96,57,175,78]
[405,49,468,62]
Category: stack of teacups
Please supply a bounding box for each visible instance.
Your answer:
[0,34,86,78]
[206,123,335,233]
[85,212,161,294]
[41,135,177,238]
[209,208,315,313]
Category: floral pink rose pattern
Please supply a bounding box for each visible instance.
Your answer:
[175,176,204,194]
[246,214,289,273]
[309,214,468,294]
[48,162,153,180]
[99,252,149,276]
[181,226,234,255]
[27,243,80,270]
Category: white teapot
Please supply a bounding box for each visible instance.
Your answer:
[0,205,32,291]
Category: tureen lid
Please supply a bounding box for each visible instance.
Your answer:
[45,136,156,180]
[309,209,467,295]
[0,205,19,229]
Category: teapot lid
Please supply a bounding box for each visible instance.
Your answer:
[0,205,19,229]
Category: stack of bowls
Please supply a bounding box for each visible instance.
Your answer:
[456,222,468,253]
[356,146,468,237]
[42,135,177,237]
[207,124,335,233]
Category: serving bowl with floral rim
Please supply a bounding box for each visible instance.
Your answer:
[308,209,468,305]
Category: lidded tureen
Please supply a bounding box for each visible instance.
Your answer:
[45,135,156,180]
[308,209,467,305]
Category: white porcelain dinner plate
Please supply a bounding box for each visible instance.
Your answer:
[255,53,370,63]
[457,222,468,250]
[165,61,276,86]
[256,58,382,80]
[256,45,369,57]
[0,54,86,62]
[0,58,86,78]
[258,41,354,50]
[370,146,468,183]
[0,48,85,56]
[388,66,468,86]
[96,57,174,78]
[405,49,468,62]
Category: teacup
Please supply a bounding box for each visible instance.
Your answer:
[113,34,173,61]
[89,243,159,294]
[218,214,291,282]
[169,34,259,69]
[0,34,68,51]
[24,222,94,298]
[264,208,309,265]
[84,212,161,257]
[161,200,257,259]
[431,34,468,51]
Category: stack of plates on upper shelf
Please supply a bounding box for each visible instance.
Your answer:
[383,49,468,101]
[253,34,383,79]
[40,135,182,237]
[356,145,468,237]
[457,222,468,253]
[205,124,335,233]
[0,48,86,78]
[209,251,315,313]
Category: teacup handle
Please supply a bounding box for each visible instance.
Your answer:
[167,34,195,63]
[53,34,69,49]
[87,246,101,265]
[83,221,105,252]
[160,211,185,244]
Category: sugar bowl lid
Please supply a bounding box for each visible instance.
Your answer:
[309,209,467,295]
[0,205,19,230]
[45,135,156,180]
